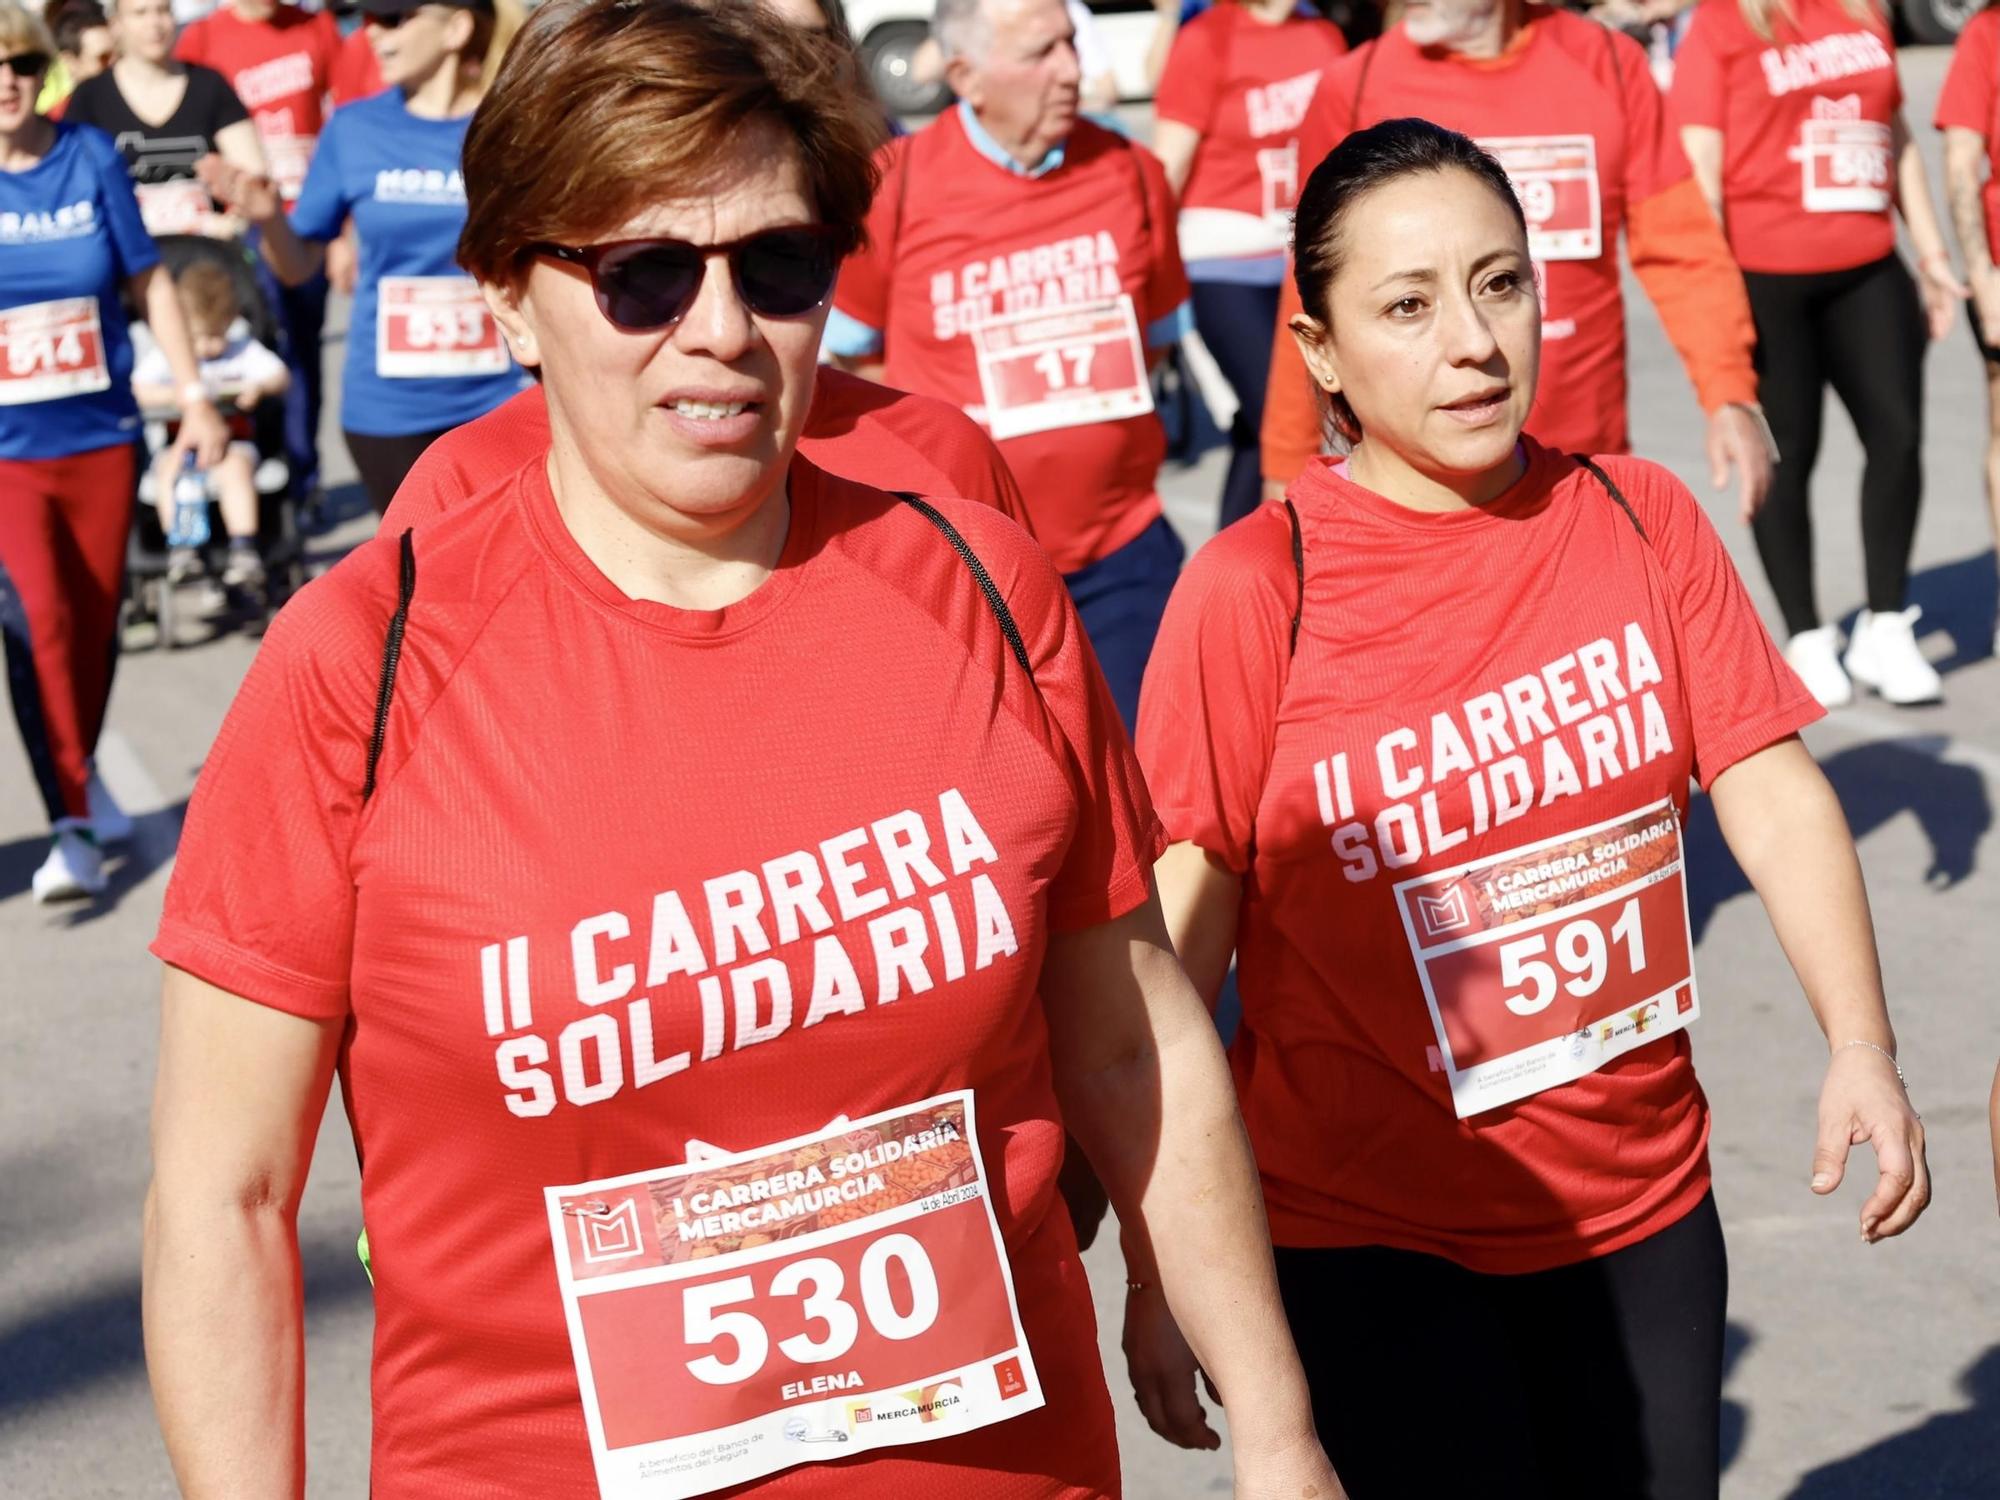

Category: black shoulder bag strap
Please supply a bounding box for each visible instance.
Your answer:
[1576,455,1651,544]
[361,527,417,803]
[895,494,1036,680]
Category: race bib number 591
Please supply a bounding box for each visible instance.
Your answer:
[1393,799,1698,1117]
[545,1093,1043,1498]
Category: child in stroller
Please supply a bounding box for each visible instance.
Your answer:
[132,258,289,591]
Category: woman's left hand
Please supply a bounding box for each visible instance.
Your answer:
[176,397,231,470]
[1915,251,1969,342]
[1232,1430,1349,1500]
[1811,1043,1929,1243]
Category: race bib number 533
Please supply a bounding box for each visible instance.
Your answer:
[1393,799,1698,1118]
[377,276,507,379]
[545,1093,1043,1498]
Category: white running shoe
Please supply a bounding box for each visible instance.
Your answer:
[1843,607,1943,706]
[1784,625,1853,708]
[87,769,133,845]
[31,825,107,904]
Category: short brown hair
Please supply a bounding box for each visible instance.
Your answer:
[176,260,241,334]
[458,0,883,287]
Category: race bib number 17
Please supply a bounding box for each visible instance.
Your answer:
[1393,799,1698,1118]
[545,1092,1043,1498]
[970,295,1154,440]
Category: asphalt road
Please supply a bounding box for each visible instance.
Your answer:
[4,48,1999,1498]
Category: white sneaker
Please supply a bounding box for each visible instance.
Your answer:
[1843,607,1943,706]
[1784,625,1853,708]
[31,825,107,904]
[87,769,133,845]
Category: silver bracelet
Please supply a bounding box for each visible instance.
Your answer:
[1834,1039,1907,1089]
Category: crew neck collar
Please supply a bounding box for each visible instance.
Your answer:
[517,455,824,641]
[1300,439,1558,531]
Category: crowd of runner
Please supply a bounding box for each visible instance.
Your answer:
[2,0,1996,1492]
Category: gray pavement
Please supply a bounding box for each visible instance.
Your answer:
[4,47,1998,1498]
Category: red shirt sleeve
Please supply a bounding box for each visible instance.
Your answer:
[1936,11,1999,134]
[150,554,400,1019]
[1134,503,1295,872]
[1605,458,1824,787]
[173,17,208,67]
[943,501,1166,928]
[1154,13,1224,132]
[1667,4,1730,131]
[1133,142,1192,324]
[832,135,907,334]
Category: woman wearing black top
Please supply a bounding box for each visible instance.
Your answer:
[64,0,265,240]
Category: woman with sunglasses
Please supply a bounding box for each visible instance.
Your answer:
[198,0,525,512]
[145,5,1342,1498]
[1,0,226,903]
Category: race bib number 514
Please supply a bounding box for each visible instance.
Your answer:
[0,297,111,406]
[1393,799,1698,1118]
[545,1093,1043,1498]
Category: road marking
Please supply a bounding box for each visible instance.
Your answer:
[94,729,181,871]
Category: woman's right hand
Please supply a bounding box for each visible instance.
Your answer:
[1122,1284,1221,1450]
[196,152,282,224]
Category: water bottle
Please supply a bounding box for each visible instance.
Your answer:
[169,451,210,549]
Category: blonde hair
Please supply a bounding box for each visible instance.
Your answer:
[470,0,525,93]
[1736,0,1882,42]
[0,0,58,58]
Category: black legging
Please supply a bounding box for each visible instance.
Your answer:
[344,427,453,516]
[1191,278,1281,530]
[1743,254,1926,636]
[1276,1192,1729,1500]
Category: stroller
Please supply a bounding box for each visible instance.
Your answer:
[125,234,308,650]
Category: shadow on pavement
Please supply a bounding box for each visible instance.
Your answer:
[1784,1346,2000,1499]
[1685,738,1993,944]
[0,802,189,923]
[0,1230,370,1418]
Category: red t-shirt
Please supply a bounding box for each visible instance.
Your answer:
[834,113,1190,575]
[1296,9,1686,455]
[1935,7,2000,263]
[388,369,1034,534]
[329,26,383,109]
[154,457,1162,1496]
[1154,5,1348,254]
[1669,0,1901,275]
[1136,442,1821,1273]
[175,3,339,201]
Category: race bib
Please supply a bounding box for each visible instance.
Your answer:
[545,1093,1044,1498]
[0,297,111,406]
[1256,140,1302,227]
[262,131,315,202]
[376,277,508,379]
[1478,135,1603,262]
[135,180,218,239]
[970,295,1154,440]
[1797,117,1891,213]
[1393,799,1698,1118]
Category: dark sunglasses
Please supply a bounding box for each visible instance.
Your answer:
[1,50,50,77]
[530,226,843,333]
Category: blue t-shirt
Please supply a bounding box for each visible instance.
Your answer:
[289,90,527,437]
[0,124,159,460]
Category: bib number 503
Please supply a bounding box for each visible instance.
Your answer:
[1499,897,1646,1016]
[684,1233,940,1385]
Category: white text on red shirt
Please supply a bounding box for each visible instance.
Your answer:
[1757,31,1891,97]
[928,232,1123,341]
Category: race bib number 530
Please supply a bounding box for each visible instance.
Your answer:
[545,1093,1043,1498]
[1393,799,1698,1117]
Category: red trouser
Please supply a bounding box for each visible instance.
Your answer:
[0,444,135,824]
